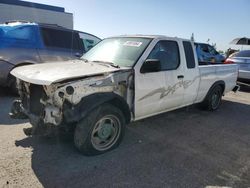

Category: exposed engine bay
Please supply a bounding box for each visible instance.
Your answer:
[10,69,134,135]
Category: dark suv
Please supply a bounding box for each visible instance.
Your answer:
[0,21,100,90]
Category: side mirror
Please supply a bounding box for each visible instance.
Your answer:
[140,59,161,73]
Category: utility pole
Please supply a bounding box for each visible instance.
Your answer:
[191,33,194,42]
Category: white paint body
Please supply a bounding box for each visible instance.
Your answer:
[11,35,238,123]
[133,36,238,120]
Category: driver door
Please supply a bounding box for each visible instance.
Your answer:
[134,40,184,120]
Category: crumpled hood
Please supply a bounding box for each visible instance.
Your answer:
[11,60,124,85]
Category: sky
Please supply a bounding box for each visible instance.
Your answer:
[24,0,250,51]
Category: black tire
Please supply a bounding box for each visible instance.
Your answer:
[74,103,126,156]
[200,85,223,111]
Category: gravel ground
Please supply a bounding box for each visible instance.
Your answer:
[0,86,250,188]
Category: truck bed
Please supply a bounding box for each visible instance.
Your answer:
[195,64,238,103]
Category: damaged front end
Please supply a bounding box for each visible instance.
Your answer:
[10,80,62,136]
[10,69,134,136]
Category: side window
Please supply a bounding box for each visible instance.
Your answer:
[79,33,101,52]
[208,45,218,55]
[147,40,180,71]
[40,27,73,49]
[199,44,209,53]
[183,41,196,69]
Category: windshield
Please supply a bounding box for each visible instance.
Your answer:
[82,37,152,67]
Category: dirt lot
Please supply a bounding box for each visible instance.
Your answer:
[0,87,250,188]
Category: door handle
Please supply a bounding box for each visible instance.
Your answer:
[177,75,184,79]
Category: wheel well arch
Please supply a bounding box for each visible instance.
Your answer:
[217,81,225,94]
[214,80,225,94]
[63,92,131,125]
[107,96,131,124]
[204,80,225,101]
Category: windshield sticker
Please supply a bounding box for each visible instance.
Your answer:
[123,41,142,47]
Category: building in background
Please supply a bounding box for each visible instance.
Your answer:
[0,0,73,29]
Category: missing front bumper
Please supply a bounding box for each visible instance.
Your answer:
[9,100,58,136]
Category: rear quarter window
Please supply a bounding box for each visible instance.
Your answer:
[183,41,196,68]
[40,27,76,49]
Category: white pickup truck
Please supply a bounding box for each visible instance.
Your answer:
[10,35,239,155]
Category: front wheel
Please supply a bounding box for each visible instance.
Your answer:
[74,104,126,156]
[200,85,223,111]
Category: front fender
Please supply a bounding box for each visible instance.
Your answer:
[63,92,131,124]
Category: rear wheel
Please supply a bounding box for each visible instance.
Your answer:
[74,104,125,156]
[201,85,223,111]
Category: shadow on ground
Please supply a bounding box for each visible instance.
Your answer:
[15,100,250,188]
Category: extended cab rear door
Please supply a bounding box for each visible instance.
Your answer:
[181,41,200,105]
[134,38,185,120]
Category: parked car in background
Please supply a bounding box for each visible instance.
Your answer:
[225,50,250,82]
[226,48,239,58]
[0,21,100,91]
[79,32,101,52]
[195,42,225,65]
